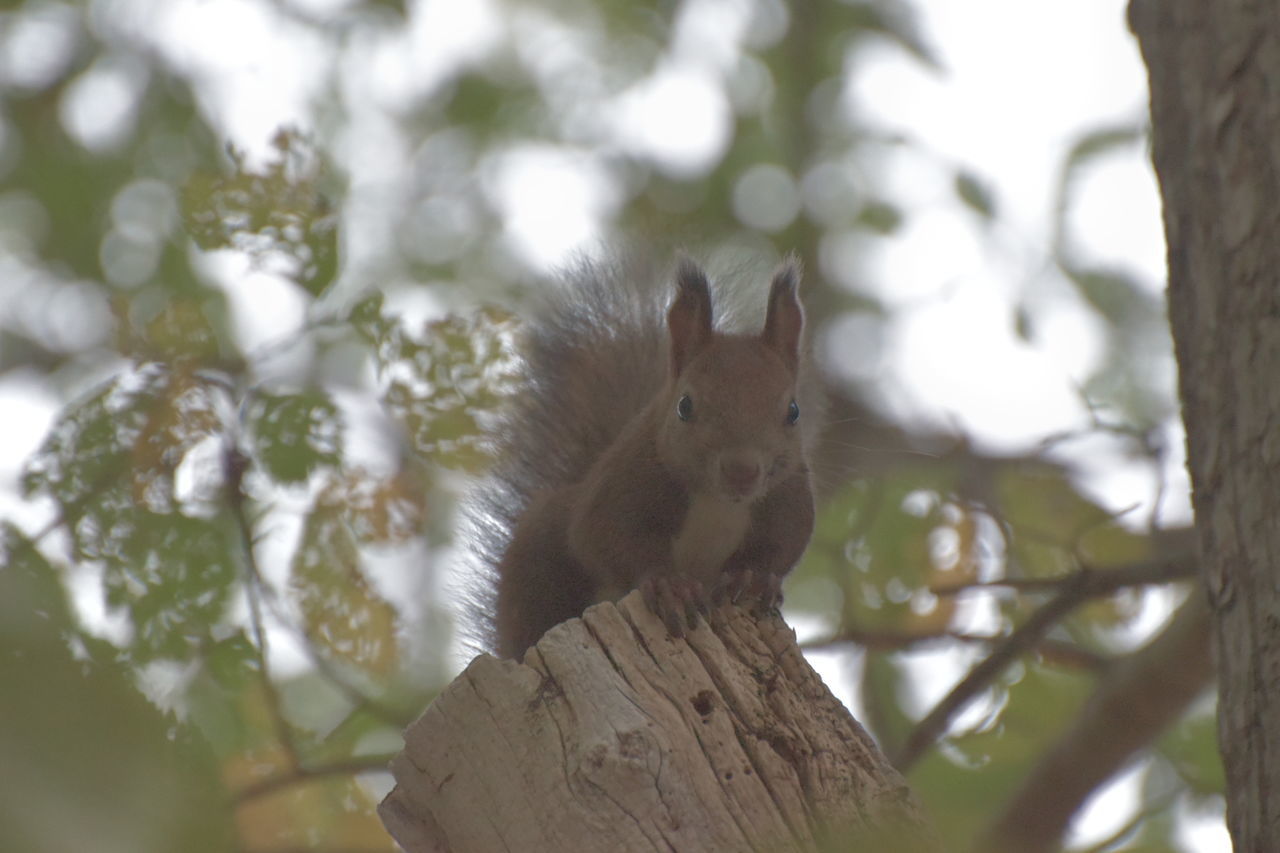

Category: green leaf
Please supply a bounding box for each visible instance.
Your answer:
[204,632,259,691]
[856,199,904,234]
[364,0,409,18]
[289,471,421,673]
[1062,266,1162,331]
[955,169,997,219]
[1062,125,1145,178]
[1158,711,1226,795]
[23,364,238,663]
[182,129,340,297]
[107,512,240,661]
[373,305,522,472]
[248,390,344,484]
[23,364,220,519]
[0,525,73,647]
[350,291,389,341]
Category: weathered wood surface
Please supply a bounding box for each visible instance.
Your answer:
[379,591,940,852]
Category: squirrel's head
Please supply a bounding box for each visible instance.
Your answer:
[658,256,807,502]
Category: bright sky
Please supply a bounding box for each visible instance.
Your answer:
[0,0,1224,849]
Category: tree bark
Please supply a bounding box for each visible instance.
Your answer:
[378,592,941,852]
[1131,1,1280,848]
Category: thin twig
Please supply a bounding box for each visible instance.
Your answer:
[232,754,397,805]
[226,442,301,768]
[973,595,1212,853]
[891,585,1083,770]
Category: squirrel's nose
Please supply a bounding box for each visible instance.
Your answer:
[720,456,762,497]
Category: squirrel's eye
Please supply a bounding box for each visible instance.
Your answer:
[676,394,694,422]
[786,399,800,425]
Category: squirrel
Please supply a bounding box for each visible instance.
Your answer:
[470,254,821,659]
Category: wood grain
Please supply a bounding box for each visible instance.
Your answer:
[379,592,940,852]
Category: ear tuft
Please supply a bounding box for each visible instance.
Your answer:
[771,253,802,296]
[762,255,804,369]
[668,255,714,376]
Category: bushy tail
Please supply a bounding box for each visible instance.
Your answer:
[462,254,673,650]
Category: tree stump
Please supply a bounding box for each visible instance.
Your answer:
[379,591,941,852]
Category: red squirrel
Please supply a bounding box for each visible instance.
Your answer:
[474,255,820,659]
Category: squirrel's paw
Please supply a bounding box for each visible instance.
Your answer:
[713,569,784,616]
[639,574,711,637]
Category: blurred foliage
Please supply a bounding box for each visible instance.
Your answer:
[0,0,1216,852]
[1,524,233,853]
[360,296,523,474]
[184,130,340,297]
[912,660,1097,842]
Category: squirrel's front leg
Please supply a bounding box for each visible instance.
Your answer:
[569,469,714,635]
[718,468,816,612]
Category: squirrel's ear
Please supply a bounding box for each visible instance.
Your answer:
[763,254,804,369]
[668,256,714,375]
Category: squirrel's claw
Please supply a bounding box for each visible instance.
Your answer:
[639,574,709,637]
[714,569,784,615]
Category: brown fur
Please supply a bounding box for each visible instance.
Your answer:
[476,254,820,659]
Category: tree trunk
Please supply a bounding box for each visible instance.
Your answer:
[1131,1,1280,847]
[378,592,941,852]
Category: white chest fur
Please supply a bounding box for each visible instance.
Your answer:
[672,493,752,585]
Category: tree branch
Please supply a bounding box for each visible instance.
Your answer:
[974,593,1213,853]
[891,553,1198,771]
[232,755,396,805]
[804,628,1109,671]
[930,554,1197,597]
